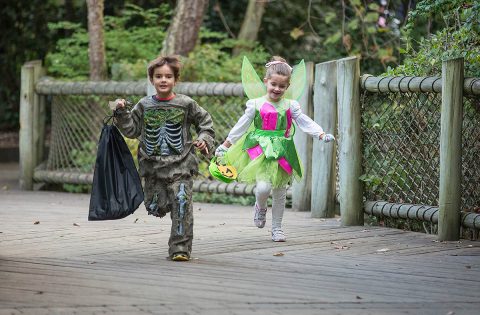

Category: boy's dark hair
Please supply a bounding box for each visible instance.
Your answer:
[147,55,181,81]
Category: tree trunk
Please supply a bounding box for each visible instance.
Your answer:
[161,0,208,56]
[233,0,267,56]
[86,0,107,81]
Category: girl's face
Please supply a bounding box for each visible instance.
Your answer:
[151,64,176,98]
[264,73,290,102]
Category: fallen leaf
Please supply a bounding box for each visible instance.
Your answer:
[34,221,40,225]
[376,248,390,252]
[73,223,80,227]
[273,252,284,256]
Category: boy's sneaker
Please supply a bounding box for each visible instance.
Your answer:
[271,228,286,242]
[171,252,190,261]
[254,204,267,228]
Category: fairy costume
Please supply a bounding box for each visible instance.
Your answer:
[225,57,325,188]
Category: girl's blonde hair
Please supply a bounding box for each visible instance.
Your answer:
[264,56,292,79]
[147,55,181,81]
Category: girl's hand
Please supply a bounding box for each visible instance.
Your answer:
[215,144,228,157]
[320,133,335,143]
[193,140,209,155]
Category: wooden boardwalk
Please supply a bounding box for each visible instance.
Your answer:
[1,164,480,314]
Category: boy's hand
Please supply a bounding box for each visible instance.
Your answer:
[115,99,127,109]
[193,140,209,155]
[320,133,335,143]
[215,144,229,157]
[109,99,128,111]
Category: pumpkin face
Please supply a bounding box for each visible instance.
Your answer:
[217,164,237,180]
[209,158,238,183]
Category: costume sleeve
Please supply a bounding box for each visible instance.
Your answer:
[191,100,216,156]
[291,100,324,138]
[226,99,256,144]
[113,102,143,139]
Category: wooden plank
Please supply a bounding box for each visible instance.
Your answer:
[312,60,337,218]
[292,62,315,211]
[1,188,480,314]
[336,57,363,225]
[19,64,35,190]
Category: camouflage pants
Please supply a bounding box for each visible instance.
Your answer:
[143,175,193,257]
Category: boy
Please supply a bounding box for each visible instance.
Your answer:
[114,55,215,261]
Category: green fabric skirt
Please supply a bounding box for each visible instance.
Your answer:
[225,132,303,188]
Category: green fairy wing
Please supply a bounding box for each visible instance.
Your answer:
[241,56,266,99]
[284,59,306,101]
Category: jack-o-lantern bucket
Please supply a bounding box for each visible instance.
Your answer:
[209,157,238,183]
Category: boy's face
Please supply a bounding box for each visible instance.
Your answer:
[264,73,290,102]
[151,64,176,98]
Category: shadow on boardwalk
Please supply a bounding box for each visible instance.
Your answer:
[1,164,480,315]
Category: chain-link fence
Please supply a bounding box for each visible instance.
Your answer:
[31,80,258,197]
[45,94,245,179]
[360,77,480,214]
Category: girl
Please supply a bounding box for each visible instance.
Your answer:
[215,56,334,242]
[114,55,215,261]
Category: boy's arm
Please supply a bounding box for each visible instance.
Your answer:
[113,102,143,139]
[191,101,215,156]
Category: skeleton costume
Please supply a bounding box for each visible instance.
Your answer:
[114,94,215,257]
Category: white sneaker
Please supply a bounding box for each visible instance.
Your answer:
[254,204,267,228]
[271,228,286,242]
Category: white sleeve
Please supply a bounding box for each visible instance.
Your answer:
[226,99,256,144]
[291,100,324,138]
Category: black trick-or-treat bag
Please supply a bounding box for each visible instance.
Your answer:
[88,114,144,220]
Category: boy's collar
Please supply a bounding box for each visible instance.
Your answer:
[153,93,176,101]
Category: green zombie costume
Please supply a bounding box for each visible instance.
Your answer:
[114,94,215,258]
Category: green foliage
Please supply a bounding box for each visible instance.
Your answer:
[46,4,171,80]
[387,0,480,76]
[181,30,269,82]
[0,0,64,129]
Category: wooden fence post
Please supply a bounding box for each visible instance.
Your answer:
[292,62,314,211]
[311,60,337,218]
[19,63,36,190]
[336,56,363,226]
[31,60,46,165]
[438,58,464,241]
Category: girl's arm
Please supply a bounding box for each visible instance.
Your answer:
[113,100,143,139]
[290,100,326,139]
[223,99,256,147]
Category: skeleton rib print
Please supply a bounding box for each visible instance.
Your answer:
[144,108,184,156]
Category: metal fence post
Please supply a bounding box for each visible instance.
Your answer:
[438,58,464,241]
[311,60,337,218]
[337,56,363,226]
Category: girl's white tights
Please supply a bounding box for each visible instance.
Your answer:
[255,181,287,230]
